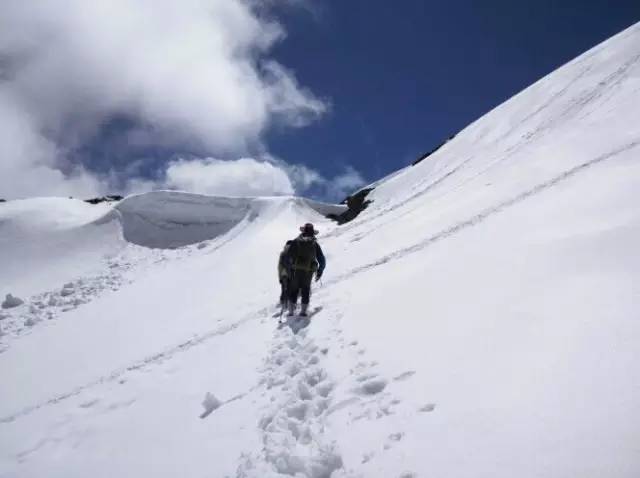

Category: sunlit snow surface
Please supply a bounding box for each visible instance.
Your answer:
[1,22,640,478]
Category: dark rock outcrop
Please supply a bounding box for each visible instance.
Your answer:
[327,187,374,225]
[84,195,123,205]
[412,133,456,166]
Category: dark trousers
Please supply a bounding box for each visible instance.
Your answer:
[288,270,313,305]
[279,278,289,304]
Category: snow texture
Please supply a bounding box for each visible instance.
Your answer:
[1,21,640,478]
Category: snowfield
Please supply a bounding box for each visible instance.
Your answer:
[1,22,639,478]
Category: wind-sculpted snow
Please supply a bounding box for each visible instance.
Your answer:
[113,191,346,248]
[113,191,254,249]
[2,22,640,478]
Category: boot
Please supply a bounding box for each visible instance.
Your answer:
[299,303,309,317]
[287,302,296,316]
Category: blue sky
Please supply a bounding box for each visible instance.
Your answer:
[267,0,640,186]
[0,1,638,200]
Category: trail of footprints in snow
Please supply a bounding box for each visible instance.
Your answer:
[236,310,432,477]
[236,326,343,478]
[0,250,169,349]
[332,322,436,473]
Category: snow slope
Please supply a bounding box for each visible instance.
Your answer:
[1,22,640,478]
[0,198,123,297]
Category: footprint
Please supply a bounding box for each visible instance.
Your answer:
[297,382,313,401]
[286,402,309,420]
[315,381,334,398]
[361,452,374,464]
[78,398,100,408]
[327,397,360,415]
[383,432,404,450]
[356,377,388,396]
[286,419,301,439]
[107,398,136,412]
[419,403,436,412]
[313,398,330,416]
[258,413,275,430]
[286,361,301,377]
[304,369,326,387]
[296,425,313,444]
[356,372,378,383]
[393,371,416,382]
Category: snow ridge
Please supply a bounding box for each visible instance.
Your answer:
[112,191,346,249]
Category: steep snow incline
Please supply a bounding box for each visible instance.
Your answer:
[1,22,639,478]
[317,22,640,477]
[329,21,640,269]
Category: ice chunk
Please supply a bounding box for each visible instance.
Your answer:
[199,392,221,418]
[60,283,75,296]
[2,294,24,309]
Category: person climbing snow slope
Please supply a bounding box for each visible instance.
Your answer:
[285,223,325,317]
[277,240,293,308]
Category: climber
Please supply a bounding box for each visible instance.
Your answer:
[277,240,293,308]
[284,223,326,317]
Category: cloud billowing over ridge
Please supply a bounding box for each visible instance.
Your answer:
[125,156,365,202]
[0,0,353,200]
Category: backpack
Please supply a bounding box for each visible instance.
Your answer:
[290,236,318,272]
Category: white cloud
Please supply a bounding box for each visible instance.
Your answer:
[0,90,105,198]
[163,157,294,197]
[271,158,325,191]
[180,157,366,199]
[326,166,367,201]
[0,0,326,199]
[119,156,366,202]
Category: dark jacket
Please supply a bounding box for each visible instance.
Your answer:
[285,235,326,275]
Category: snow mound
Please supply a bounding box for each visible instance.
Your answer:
[0,197,111,233]
[199,392,221,418]
[0,198,124,296]
[0,191,345,296]
[113,191,253,249]
[1,294,24,309]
